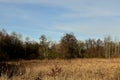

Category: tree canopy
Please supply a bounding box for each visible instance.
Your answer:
[0,29,120,61]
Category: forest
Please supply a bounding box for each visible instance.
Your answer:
[0,29,120,61]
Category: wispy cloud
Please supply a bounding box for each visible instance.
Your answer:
[1,0,120,17]
[1,0,120,41]
[61,8,120,19]
[0,5,30,20]
[53,22,120,37]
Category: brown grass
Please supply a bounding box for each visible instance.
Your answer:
[1,58,120,80]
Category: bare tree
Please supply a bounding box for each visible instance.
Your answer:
[104,36,111,59]
[39,35,50,59]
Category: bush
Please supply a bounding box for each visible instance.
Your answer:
[0,63,26,78]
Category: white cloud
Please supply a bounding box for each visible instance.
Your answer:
[62,8,120,18]
[1,0,120,18]
[53,23,120,37]
[1,0,120,40]
[0,4,31,20]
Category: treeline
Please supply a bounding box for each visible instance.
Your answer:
[0,29,120,61]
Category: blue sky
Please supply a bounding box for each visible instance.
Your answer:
[0,0,120,42]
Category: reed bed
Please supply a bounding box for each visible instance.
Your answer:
[0,59,120,80]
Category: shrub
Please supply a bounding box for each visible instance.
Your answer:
[0,63,26,78]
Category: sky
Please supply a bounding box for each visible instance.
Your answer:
[0,0,120,42]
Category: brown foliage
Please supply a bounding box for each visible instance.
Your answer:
[0,63,26,78]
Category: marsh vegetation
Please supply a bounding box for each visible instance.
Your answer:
[0,59,120,80]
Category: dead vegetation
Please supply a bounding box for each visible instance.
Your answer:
[0,59,120,80]
[0,62,26,79]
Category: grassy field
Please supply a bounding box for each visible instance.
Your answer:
[1,59,120,80]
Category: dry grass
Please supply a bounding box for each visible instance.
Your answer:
[1,58,120,80]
